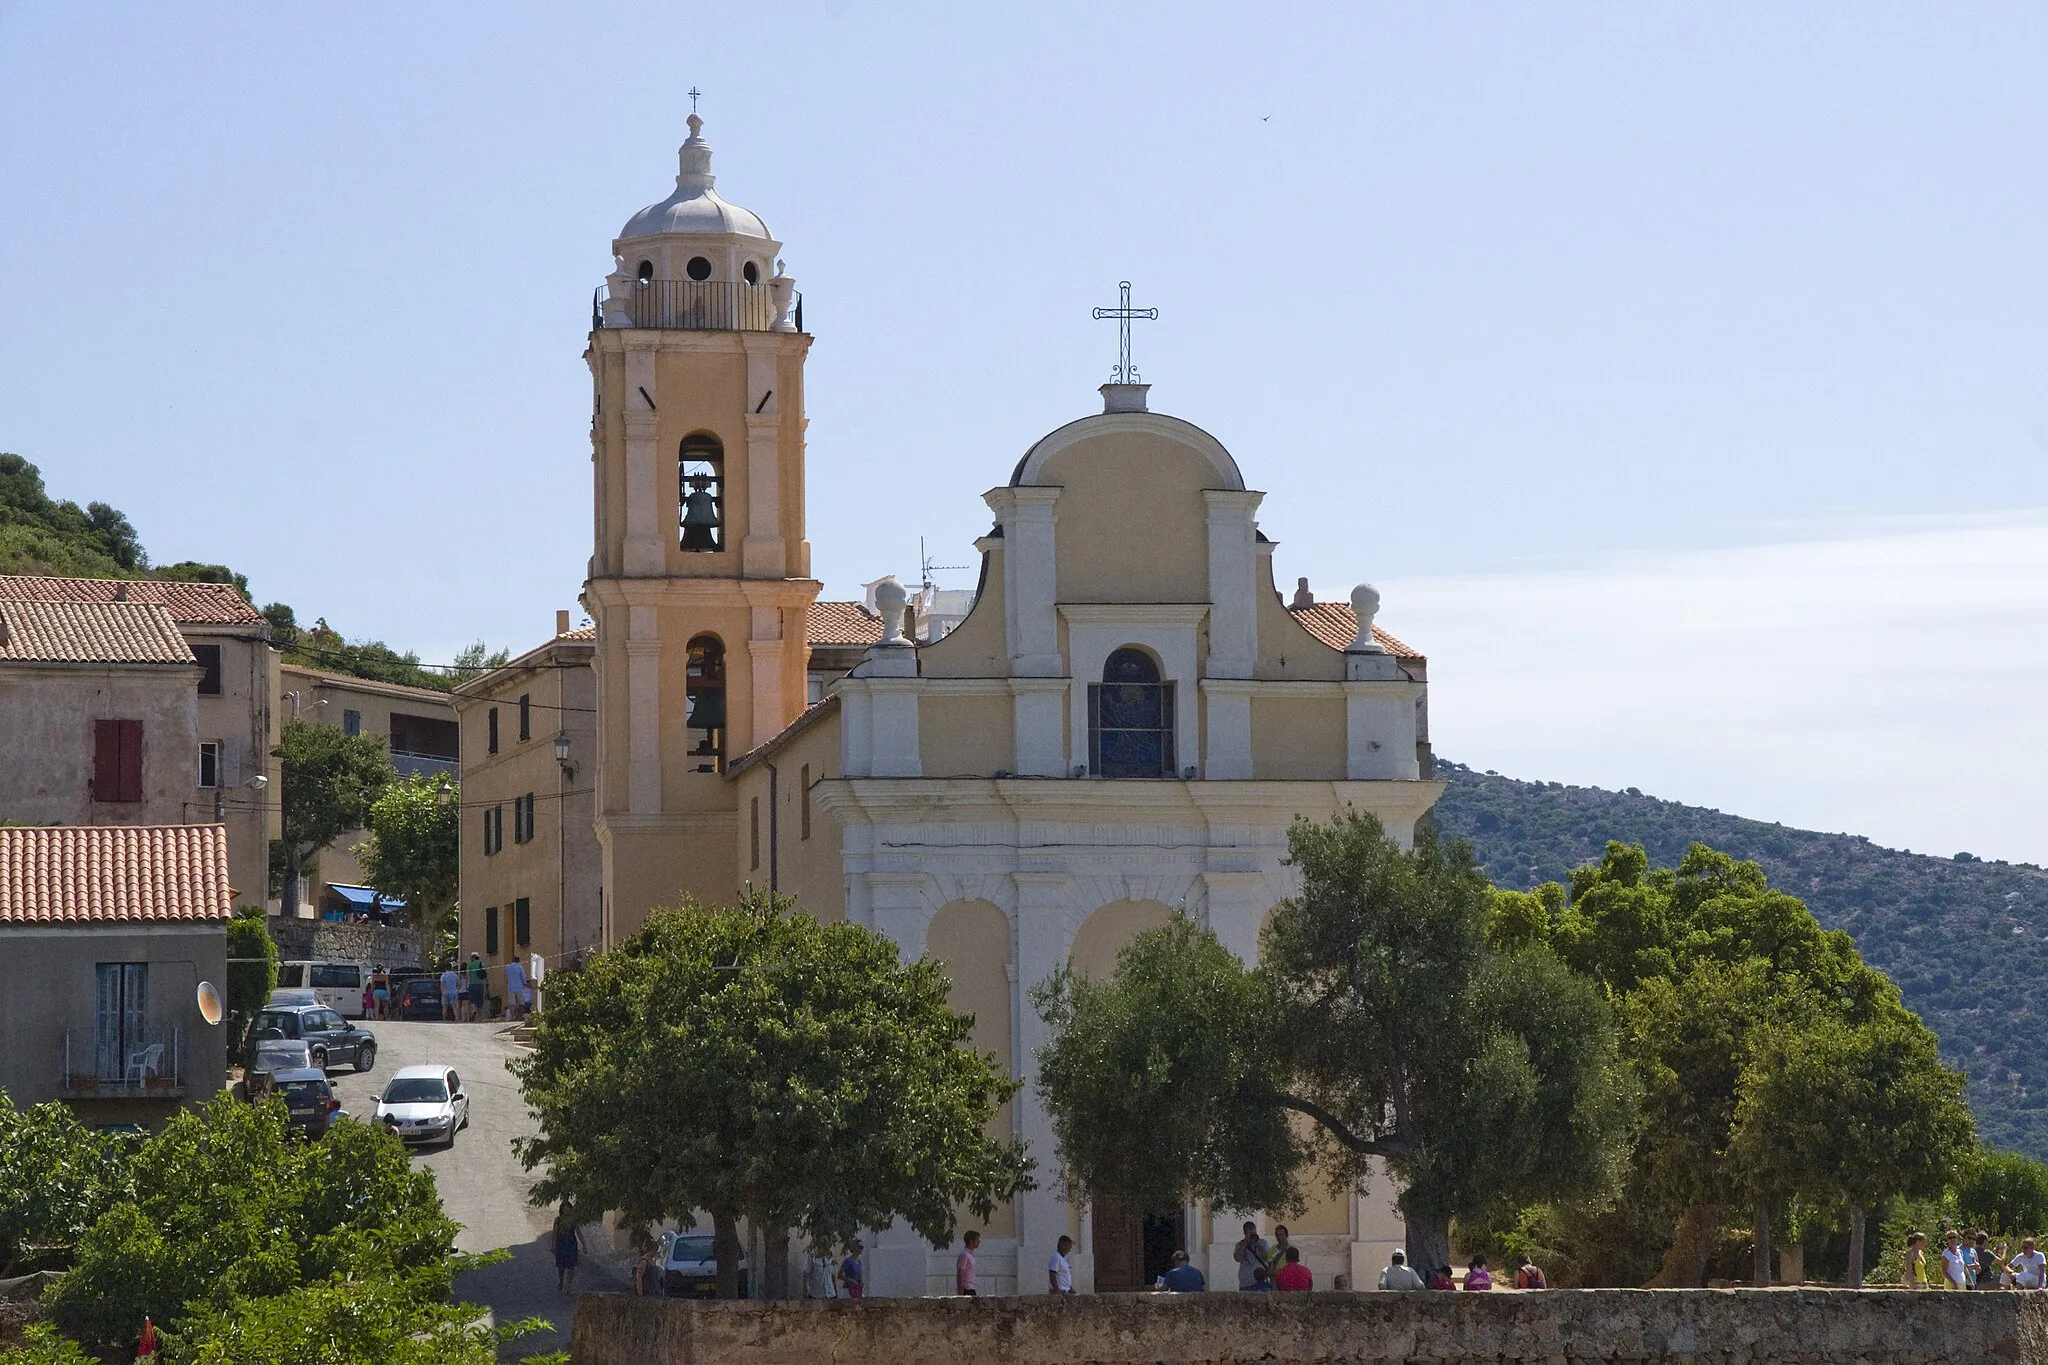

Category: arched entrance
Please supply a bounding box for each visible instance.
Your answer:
[1070,898,1185,1291]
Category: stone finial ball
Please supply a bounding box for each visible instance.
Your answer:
[875,577,909,644]
[1351,582,1381,621]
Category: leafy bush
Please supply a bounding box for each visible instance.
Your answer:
[1956,1148,2048,1239]
[0,1097,133,1275]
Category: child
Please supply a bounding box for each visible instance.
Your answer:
[1463,1255,1494,1291]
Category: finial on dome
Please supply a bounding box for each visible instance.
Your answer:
[676,113,714,193]
[687,112,703,139]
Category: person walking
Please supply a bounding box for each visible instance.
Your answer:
[1512,1253,1547,1289]
[1941,1232,1970,1290]
[464,952,487,1021]
[553,1218,583,1296]
[839,1240,865,1299]
[2011,1237,2047,1290]
[1266,1225,1295,1275]
[1159,1249,1206,1292]
[955,1230,980,1296]
[1233,1220,1270,1291]
[370,965,391,1021]
[1903,1232,1930,1288]
[805,1246,838,1299]
[1273,1245,1312,1292]
[1463,1255,1494,1291]
[504,955,531,1021]
[438,962,460,1022]
[1048,1234,1075,1295]
[1377,1250,1426,1291]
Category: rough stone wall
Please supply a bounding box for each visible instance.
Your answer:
[268,918,421,968]
[569,1289,2029,1365]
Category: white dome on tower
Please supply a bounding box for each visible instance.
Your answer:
[618,114,772,242]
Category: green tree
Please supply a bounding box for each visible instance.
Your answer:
[0,1097,133,1276]
[513,890,1034,1298]
[225,907,279,1038]
[48,1095,457,1347]
[451,640,511,673]
[1730,1010,1974,1285]
[1955,1148,2048,1241]
[0,453,144,579]
[0,1323,97,1365]
[1035,811,1639,1276]
[273,717,394,915]
[151,561,250,599]
[1547,841,1901,1285]
[172,1269,535,1365]
[352,774,460,938]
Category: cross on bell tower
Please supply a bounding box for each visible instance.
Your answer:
[1092,280,1157,384]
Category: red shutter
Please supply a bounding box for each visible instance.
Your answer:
[93,720,119,800]
[118,720,143,801]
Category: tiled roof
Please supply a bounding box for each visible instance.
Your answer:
[0,574,265,626]
[808,600,883,647]
[0,825,235,925]
[1286,602,1423,662]
[0,600,197,666]
[559,625,596,641]
[278,663,459,705]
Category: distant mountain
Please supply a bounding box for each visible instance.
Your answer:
[1432,759,2048,1161]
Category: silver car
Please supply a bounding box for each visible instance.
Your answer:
[373,1065,470,1147]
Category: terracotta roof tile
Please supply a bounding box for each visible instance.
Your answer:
[1286,602,1423,662]
[808,600,883,647]
[0,600,197,665]
[0,825,235,925]
[559,625,596,641]
[0,574,265,626]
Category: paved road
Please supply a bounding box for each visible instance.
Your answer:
[325,1019,625,1359]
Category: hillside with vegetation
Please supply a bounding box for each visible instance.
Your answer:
[1433,758,2048,1161]
[0,452,504,689]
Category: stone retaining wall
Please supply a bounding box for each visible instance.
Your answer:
[569,1289,2034,1365]
[268,918,422,969]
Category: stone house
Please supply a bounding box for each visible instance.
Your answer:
[0,574,282,909]
[0,823,232,1125]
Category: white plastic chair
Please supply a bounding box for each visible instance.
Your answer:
[125,1043,164,1082]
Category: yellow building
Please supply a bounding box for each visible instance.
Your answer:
[580,117,1441,1296]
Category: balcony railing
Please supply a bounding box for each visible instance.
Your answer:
[59,1026,184,1098]
[594,278,803,333]
[391,751,458,780]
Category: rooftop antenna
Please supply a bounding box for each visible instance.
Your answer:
[919,536,968,593]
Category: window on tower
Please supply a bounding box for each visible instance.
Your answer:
[685,635,727,773]
[1089,647,1175,779]
[679,433,724,552]
[743,260,760,285]
[635,259,654,284]
[686,255,713,281]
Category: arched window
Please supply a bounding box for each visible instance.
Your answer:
[1090,647,1175,778]
[743,260,760,285]
[685,635,726,772]
[679,433,724,552]
[635,259,654,284]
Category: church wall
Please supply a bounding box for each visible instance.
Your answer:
[916,546,1009,679]
[925,898,1017,1240]
[1252,554,1347,681]
[1069,898,1177,982]
[1038,436,1215,605]
[917,692,1012,778]
[1249,692,1349,781]
[726,710,845,922]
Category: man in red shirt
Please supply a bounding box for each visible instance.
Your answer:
[1274,1245,1313,1291]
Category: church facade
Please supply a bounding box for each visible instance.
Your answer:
[585,119,1443,1295]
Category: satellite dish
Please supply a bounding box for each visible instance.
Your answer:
[196,980,224,1026]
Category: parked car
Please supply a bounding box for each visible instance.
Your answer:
[395,976,445,1021]
[373,1065,469,1146]
[270,1067,345,1138]
[275,960,368,1018]
[248,1036,314,1074]
[247,1003,377,1072]
[660,1230,747,1299]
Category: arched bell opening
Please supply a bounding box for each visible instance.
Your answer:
[678,433,725,552]
[685,634,727,773]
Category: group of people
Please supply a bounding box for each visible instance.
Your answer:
[797,1239,867,1299]
[1904,1231,2046,1290]
[1224,1222,1318,1292]
[1374,1250,1543,1291]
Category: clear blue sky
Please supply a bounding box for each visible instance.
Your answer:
[5,5,2045,863]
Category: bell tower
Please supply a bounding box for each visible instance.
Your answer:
[584,113,818,942]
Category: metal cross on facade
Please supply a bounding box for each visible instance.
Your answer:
[1092,281,1158,384]
[688,86,702,114]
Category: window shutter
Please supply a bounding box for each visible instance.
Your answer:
[93,721,120,800]
[515,897,530,946]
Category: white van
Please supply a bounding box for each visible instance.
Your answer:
[275,961,367,1018]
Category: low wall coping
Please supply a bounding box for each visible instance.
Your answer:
[568,1287,2033,1365]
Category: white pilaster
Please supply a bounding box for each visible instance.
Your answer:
[741,339,785,578]
[1011,871,1080,1295]
[625,604,661,811]
[1010,679,1067,777]
[985,486,1063,676]
[622,342,663,575]
[867,680,922,778]
[1199,680,1254,781]
[1344,665,1422,781]
[1202,490,1263,679]
[865,870,940,1298]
